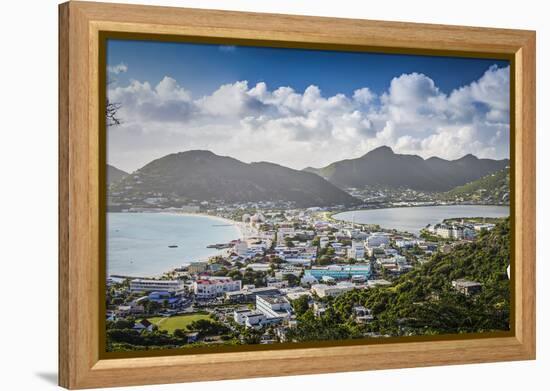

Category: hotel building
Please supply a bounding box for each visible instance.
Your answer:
[193,277,242,299]
[129,279,185,294]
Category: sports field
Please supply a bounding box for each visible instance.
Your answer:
[147,313,211,334]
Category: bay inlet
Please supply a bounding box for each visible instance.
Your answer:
[332,205,510,235]
[107,212,241,277]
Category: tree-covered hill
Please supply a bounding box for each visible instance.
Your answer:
[107,164,129,185]
[440,168,510,204]
[304,146,509,192]
[110,150,360,207]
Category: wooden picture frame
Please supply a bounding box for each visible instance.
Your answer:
[59,1,536,389]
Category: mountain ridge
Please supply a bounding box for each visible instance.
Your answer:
[304,146,509,192]
[111,150,359,207]
[107,164,129,185]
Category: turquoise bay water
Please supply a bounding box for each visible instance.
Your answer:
[107,213,240,277]
[333,205,509,235]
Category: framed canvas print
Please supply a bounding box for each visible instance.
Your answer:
[59,1,536,389]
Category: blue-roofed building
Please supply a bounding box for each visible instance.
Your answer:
[148,291,180,306]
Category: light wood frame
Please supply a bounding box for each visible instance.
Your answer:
[59,1,536,389]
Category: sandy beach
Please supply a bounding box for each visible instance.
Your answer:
[159,211,258,240]
[108,212,247,278]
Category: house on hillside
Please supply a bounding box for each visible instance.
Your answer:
[452,279,482,296]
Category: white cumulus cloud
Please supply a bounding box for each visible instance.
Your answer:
[107,63,128,74]
[107,65,510,173]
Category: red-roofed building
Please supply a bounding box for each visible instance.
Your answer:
[193,277,242,299]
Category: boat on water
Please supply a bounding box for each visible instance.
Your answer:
[168,245,178,248]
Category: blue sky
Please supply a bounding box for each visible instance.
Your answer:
[106,39,510,173]
[107,39,508,98]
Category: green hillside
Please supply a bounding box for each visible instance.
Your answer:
[440,168,509,204]
[110,150,359,207]
[304,146,509,192]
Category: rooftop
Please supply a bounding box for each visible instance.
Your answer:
[258,295,288,305]
[453,279,482,287]
[196,278,234,285]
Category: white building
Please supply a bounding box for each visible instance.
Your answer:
[233,241,248,257]
[275,267,303,280]
[367,279,392,288]
[300,274,318,286]
[266,278,288,289]
[188,261,208,274]
[284,258,312,267]
[233,308,266,328]
[394,255,407,265]
[129,279,184,294]
[473,223,496,232]
[436,225,465,239]
[395,239,421,248]
[256,295,293,324]
[366,233,390,247]
[311,282,355,298]
[233,240,267,259]
[243,263,271,272]
[349,241,366,260]
[250,213,266,227]
[281,287,312,300]
[436,225,452,238]
[193,277,242,299]
[351,274,367,283]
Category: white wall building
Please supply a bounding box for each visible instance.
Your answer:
[349,241,366,260]
[319,236,330,248]
[193,277,242,299]
[256,295,293,325]
[311,282,355,298]
[233,309,266,328]
[366,232,391,247]
[300,274,318,286]
[129,279,184,294]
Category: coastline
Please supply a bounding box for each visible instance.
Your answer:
[107,212,247,279]
[159,211,246,240]
[330,204,510,235]
[330,202,510,218]
[331,203,510,218]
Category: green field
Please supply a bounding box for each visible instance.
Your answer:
[147,313,211,334]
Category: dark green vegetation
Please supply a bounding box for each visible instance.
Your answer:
[304,146,509,192]
[107,164,128,185]
[106,317,233,352]
[288,219,511,341]
[111,150,359,207]
[440,168,510,204]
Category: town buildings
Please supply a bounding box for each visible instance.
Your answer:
[107,205,503,349]
[255,295,293,324]
[188,261,208,274]
[305,264,371,281]
[129,279,185,294]
[193,277,242,299]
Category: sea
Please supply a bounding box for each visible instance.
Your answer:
[107,213,241,277]
[332,205,510,235]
